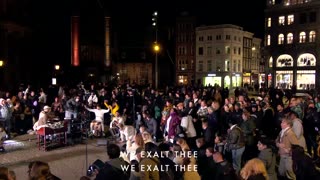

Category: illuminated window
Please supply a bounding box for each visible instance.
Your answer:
[276,54,293,67]
[309,31,316,42]
[287,15,294,25]
[297,70,316,90]
[225,46,230,54]
[287,33,293,44]
[225,60,230,71]
[267,35,271,46]
[269,57,273,68]
[297,53,316,66]
[279,16,285,26]
[299,32,306,43]
[275,70,293,89]
[267,17,272,27]
[278,34,284,44]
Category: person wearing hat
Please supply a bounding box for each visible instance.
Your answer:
[33,106,51,131]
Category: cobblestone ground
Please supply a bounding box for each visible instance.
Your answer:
[1,134,112,180]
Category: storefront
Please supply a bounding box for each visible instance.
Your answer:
[296,70,315,90]
[203,74,222,87]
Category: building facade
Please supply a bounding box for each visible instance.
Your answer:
[175,12,196,85]
[264,0,320,90]
[195,24,262,88]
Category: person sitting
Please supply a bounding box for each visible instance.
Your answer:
[109,111,125,139]
[85,104,110,137]
[33,106,51,131]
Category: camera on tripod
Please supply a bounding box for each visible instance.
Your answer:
[87,159,105,177]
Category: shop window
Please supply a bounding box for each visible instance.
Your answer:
[276,54,293,67]
[275,70,293,89]
[297,70,315,90]
[297,53,316,66]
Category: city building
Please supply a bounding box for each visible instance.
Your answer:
[115,47,153,86]
[175,12,196,85]
[264,0,319,90]
[195,24,262,88]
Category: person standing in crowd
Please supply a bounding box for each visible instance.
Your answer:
[276,117,299,180]
[0,98,12,139]
[291,144,320,180]
[303,101,320,159]
[225,118,245,174]
[257,137,277,180]
[288,111,307,151]
[64,95,81,120]
[142,110,157,140]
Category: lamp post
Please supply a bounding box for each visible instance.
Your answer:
[53,64,60,85]
[154,43,160,89]
[152,11,159,89]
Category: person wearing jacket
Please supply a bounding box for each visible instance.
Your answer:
[257,137,277,180]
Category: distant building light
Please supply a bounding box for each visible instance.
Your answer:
[116,73,120,76]
[52,78,57,85]
[208,74,216,77]
[181,67,185,70]
[89,74,94,77]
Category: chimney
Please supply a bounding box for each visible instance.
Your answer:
[104,16,111,67]
[71,16,80,66]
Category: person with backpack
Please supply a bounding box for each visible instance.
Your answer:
[95,143,130,180]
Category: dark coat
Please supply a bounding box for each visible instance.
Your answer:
[258,148,277,180]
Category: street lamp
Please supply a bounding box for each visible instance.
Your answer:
[152,11,159,89]
[54,64,60,71]
[0,60,4,67]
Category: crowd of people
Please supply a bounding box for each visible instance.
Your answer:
[1,82,320,179]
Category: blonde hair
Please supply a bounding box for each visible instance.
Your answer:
[240,158,268,180]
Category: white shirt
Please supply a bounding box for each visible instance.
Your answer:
[165,116,172,133]
[280,127,290,142]
[86,108,110,122]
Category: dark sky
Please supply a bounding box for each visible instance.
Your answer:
[31,0,266,63]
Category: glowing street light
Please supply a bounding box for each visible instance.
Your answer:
[153,44,160,52]
[54,65,60,70]
[0,60,3,67]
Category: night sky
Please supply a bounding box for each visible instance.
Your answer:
[30,0,266,65]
